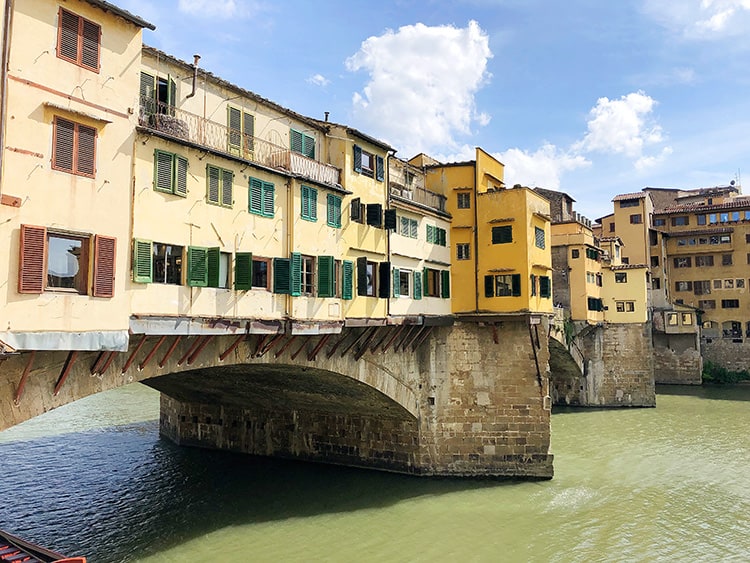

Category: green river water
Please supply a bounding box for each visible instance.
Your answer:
[0,384,748,562]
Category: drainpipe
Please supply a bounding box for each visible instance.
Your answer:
[185,54,200,99]
[385,149,395,319]
[473,165,480,311]
[0,0,15,194]
[286,177,293,319]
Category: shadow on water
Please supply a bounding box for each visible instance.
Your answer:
[0,422,525,562]
[655,383,750,401]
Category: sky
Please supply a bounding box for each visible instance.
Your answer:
[116,0,750,220]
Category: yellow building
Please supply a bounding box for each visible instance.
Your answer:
[423,149,553,315]
[0,0,153,352]
[387,156,452,319]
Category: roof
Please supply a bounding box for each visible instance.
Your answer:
[143,46,328,134]
[534,187,576,203]
[657,198,750,214]
[662,227,733,237]
[84,0,155,29]
[598,236,622,244]
[609,263,648,270]
[612,191,647,202]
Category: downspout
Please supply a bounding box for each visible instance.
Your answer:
[184,54,200,99]
[473,165,480,311]
[286,177,293,319]
[385,149,395,319]
[0,0,15,194]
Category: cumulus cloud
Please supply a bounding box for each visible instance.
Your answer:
[178,0,247,19]
[307,74,330,87]
[641,0,750,38]
[345,21,492,158]
[574,91,668,159]
[496,144,591,190]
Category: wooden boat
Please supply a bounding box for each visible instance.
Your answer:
[0,529,86,563]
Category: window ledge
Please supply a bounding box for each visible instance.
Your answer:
[45,102,112,125]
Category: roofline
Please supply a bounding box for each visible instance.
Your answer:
[84,0,155,30]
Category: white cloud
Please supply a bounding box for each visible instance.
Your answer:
[178,0,249,19]
[641,0,750,38]
[307,74,330,87]
[345,21,492,158]
[635,146,674,170]
[574,91,669,159]
[496,144,591,189]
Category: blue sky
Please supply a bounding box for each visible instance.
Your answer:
[118,0,750,220]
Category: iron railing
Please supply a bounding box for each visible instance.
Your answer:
[138,98,340,187]
[390,183,447,213]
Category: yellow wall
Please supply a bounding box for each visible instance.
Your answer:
[611,197,652,265]
[0,0,144,342]
[602,266,649,323]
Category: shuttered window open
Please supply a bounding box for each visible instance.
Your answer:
[273,257,291,294]
[154,150,188,196]
[342,260,353,300]
[206,165,232,206]
[132,239,153,283]
[93,235,116,298]
[234,252,253,290]
[413,270,422,300]
[57,8,100,72]
[290,129,315,158]
[52,117,97,178]
[378,262,390,299]
[327,194,342,228]
[18,225,47,294]
[441,270,451,298]
[317,255,335,297]
[290,252,302,297]
[539,276,551,298]
[249,177,274,217]
[301,185,317,221]
[187,247,209,287]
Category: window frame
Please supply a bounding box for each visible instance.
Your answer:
[457,193,471,209]
[52,116,97,178]
[57,8,100,72]
[326,194,342,228]
[154,149,188,196]
[206,164,233,207]
[249,177,275,217]
[301,185,318,222]
[491,225,513,245]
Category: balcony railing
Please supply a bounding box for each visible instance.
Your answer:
[138,98,340,187]
[390,183,447,213]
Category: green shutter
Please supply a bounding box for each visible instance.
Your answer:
[342,260,353,300]
[140,72,155,116]
[207,165,220,204]
[133,239,152,283]
[309,188,317,220]
[207,247,220,287]
[175,156,188,197]
[290,252,302,297]
[304,133,315,159]
[273,257,291,294]
[511,273,521,297]
[154,150,173,192]
[262,182,274,217]
[484,275,494,298]
[318,255,335,297]
[243,112,254,154]
[413,269,422,300]
[228,106,242,154]
[540,276,551,298]
[441,270,450,298]
[249,177,263,214]
[353,145,362,173]
[356,256,368,296]
[423,268,429,297]
[168,76,176,110]
[375,155,384,181]
[426,225,433,243]
[290,129,303,154]
[327,194,342,227]
[234,252,253,290]
[187,246,209,287]
[392,268,400,297]
[221,169,233,207]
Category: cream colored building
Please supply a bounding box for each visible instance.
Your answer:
[0,0,153,351]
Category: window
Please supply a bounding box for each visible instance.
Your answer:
[327,194,342,228]
[571,249,580,259]
[630,214,643,224]
[673,257,692,268]
[672,216,689,226]
[426,225,447,246]
[713,279,722,290]
[290,128,315,159]
[492,225,513,244]
[457,243,470,260]
[249,177,274,217]
[738,278,746,289]
[650,231,659,246]
[675,281,693,292]
[539,276,551,298]
[694,280,711,295]
[399,217,418,238]
[357,257,377,297]
[52,117,97,178]
[57,9,100,72]
[697,215,706,225]
[301,255,315,295]
[534,227,545,249]
[609,223,615,233]
[131,241,183,285]
[650,256,659,267]
[585,248,600,260]
[424,269,442,297]
[699,299,716,310]
[251,257,270,290]
[615,272,628,283]
[366,204,383,227]
[681,313,693,325]
[457,193,471,209]
[587,297,604,311]
[722,299,740,308]
[596,273,602,287]
[724,279,735,289]
[530,274,537,297]
[696,255,714,267]
[653,278,661,290]
[722,253,733,266]
[227,107,254,157]
[153,150,188,196]
[622,257,630,264]
[709,213,718,224]
[620,199,640,208]
[301,185,317,221]
[351,198,365,224]
[667,313,679,326]
[484,274,521,297]
[395,269,411,297]
[206,165,232,207]
[18,225,114,298]
[615,301,635,312]
[653,218,666,227]
[185,247,230,288]
[353,145,384,181]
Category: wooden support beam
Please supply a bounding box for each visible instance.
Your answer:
[252,334,269,358]
[98,351,118,375]
[139,335,167,371]
[370,327,390,352]
[53,350,78,396]
[395,325,418,352]
[307,334,331,361]
[177,336,204,366]
[258,333,285,358]
[274,335,296,358]
[491,323,499,344]
[90,351,106,375]
[325,332,347,359]
[412,326,433,351]
[13,351,36,406]
[290,336,309,361]
[187,334,213,365]
[219,334,245,362]
[340,328,373,358]
[382,325,406,353]
[354,328,378,361]
[159,335,182,368]
[398,326,421,352]
[121,335,148,374]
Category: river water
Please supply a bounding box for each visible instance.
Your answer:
[0,384,748,562]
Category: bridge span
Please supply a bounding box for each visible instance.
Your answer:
[0,315,553,479]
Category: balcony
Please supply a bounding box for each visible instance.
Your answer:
[138,98,340,187]
[390,184,447,213]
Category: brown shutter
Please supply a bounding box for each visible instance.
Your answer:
[93,235,116,298]
[53,117,75,173]
[18,225,47,294]
[58,9,79,62]
[76,123,97,177]
[80,19,100,71]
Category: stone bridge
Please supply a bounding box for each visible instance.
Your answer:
[0,315,554,479]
